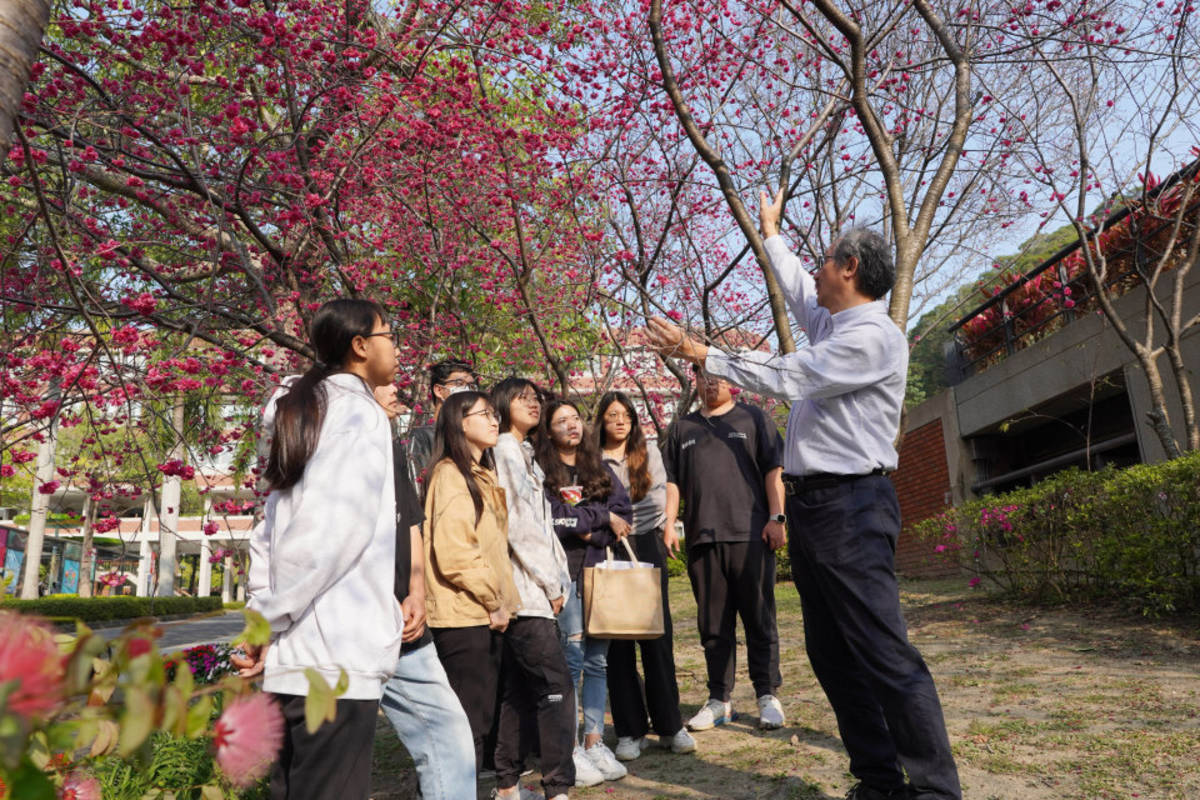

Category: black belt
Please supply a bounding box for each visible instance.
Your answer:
[782,468,888,495]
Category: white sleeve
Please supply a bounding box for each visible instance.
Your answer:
[249,412,391,633]
[763,235,832,343]
[705,323,899,402]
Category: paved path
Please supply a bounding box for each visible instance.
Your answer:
[154,611,247,651]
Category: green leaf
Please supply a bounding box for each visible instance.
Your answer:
[201,783,226,800]
[160,684,187,735]
[303,669,337,735]
[118,687,156,755]
[232,608,271,647]
[185,694,213,739]
[6,757,57,800]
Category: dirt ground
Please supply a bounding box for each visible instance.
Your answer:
[371,576,1200,800]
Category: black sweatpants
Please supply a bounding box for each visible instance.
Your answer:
[495,616,576,796]
[786,475,960,800]
[686,538,781,701]
[432,625,504,773]
[269,693,378,800]
[607,531,684,737]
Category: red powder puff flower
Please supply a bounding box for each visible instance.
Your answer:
[212,692,285,787]
[0,611,65,719]
[59,771,101,800]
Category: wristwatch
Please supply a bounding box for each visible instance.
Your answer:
[769,513,787,525]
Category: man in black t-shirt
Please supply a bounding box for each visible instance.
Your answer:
[663,366,788,733]
[374,385,475,800]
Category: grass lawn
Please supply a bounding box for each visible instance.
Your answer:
[372,575,1200,799]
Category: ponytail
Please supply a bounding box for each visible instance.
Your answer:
[264,298,385,490]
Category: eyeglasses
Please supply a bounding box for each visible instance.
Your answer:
[440,377,478,390]
[603,412,632,423]
[363,331,400,346]
[464,408,499,422]
[516,390,540,406]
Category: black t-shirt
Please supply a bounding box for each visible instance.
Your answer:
[392,436,431,652]
[662,402,784,545]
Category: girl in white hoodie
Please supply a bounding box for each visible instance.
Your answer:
[237,298,403,800]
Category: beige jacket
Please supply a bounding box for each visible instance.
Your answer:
[423,459,521,628]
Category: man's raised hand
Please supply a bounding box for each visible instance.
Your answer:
[760,187,784,239]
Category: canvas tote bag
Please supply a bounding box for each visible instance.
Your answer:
[582,537,664,640]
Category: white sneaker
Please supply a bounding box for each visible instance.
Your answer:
[584,741,628,780]
[572,746,604,787]
[663,727,696,753]
[686,698,732,731]
[614,735,645,761]
[757,694,785,729]
[548,796,569,800]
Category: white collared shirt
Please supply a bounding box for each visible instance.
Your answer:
[703,235,908,476]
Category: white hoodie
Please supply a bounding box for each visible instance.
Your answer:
[248,373,404,700]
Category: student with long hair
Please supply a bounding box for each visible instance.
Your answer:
[593,392,696,762]
[373,384,475,800]
[422,390,522,776]
[489,378,577,800]
[237,298,404,800]
[535,399,633,786]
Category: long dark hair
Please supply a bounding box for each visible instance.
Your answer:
[594,391,651,502]
[535,398,612,501]
[265,299,385,491]
[423,391,496,526]
[491,377,540,435]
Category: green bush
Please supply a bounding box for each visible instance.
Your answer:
[911,451,1200,615]
[0,595,223,622]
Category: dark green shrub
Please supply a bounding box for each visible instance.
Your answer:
[911,451,1200,615]
[0,595,223,622]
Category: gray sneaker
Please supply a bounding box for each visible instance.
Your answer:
[663,727,696,753]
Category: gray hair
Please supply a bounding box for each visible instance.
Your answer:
[831,227,894,300]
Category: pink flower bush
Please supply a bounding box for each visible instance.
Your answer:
[59,771,101,800]
[212,692,284,787]
[0,612,65,719]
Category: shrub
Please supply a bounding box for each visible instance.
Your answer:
[0,595,223,622]
[166,643,236,685]
[911,451,1200,615]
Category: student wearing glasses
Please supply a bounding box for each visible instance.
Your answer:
[407,359,479,485]
[237,299,404,800]
[489,378,577,800]
[422,391,521,776]
[594,391,696,762]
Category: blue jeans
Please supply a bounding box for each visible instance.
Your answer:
[379,642,475,800]
[559,579,610,740]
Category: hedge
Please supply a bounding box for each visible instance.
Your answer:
[0,594,224,622]
[911,450,1200,615]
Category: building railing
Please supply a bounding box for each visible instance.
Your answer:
[947,159,1200,382]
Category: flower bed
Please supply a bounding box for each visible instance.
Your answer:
[911,451,1200,615]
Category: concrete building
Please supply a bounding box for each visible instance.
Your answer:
[892,165,1200,576]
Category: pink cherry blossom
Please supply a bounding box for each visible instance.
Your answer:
[212,692,285,788]
[0,611,65,719]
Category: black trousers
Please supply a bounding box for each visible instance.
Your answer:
[495,616,576,796]
[607,532,684,737]
[432,625,504,773]
[269,693,378,800]
[687,538,781,701]
[786,475,961,800]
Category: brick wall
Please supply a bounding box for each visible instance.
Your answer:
[892,418,959,577]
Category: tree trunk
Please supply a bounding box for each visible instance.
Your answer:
[0,0,50,149]
[77,495,96,598]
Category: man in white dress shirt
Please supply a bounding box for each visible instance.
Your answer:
[645,189,961,800]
